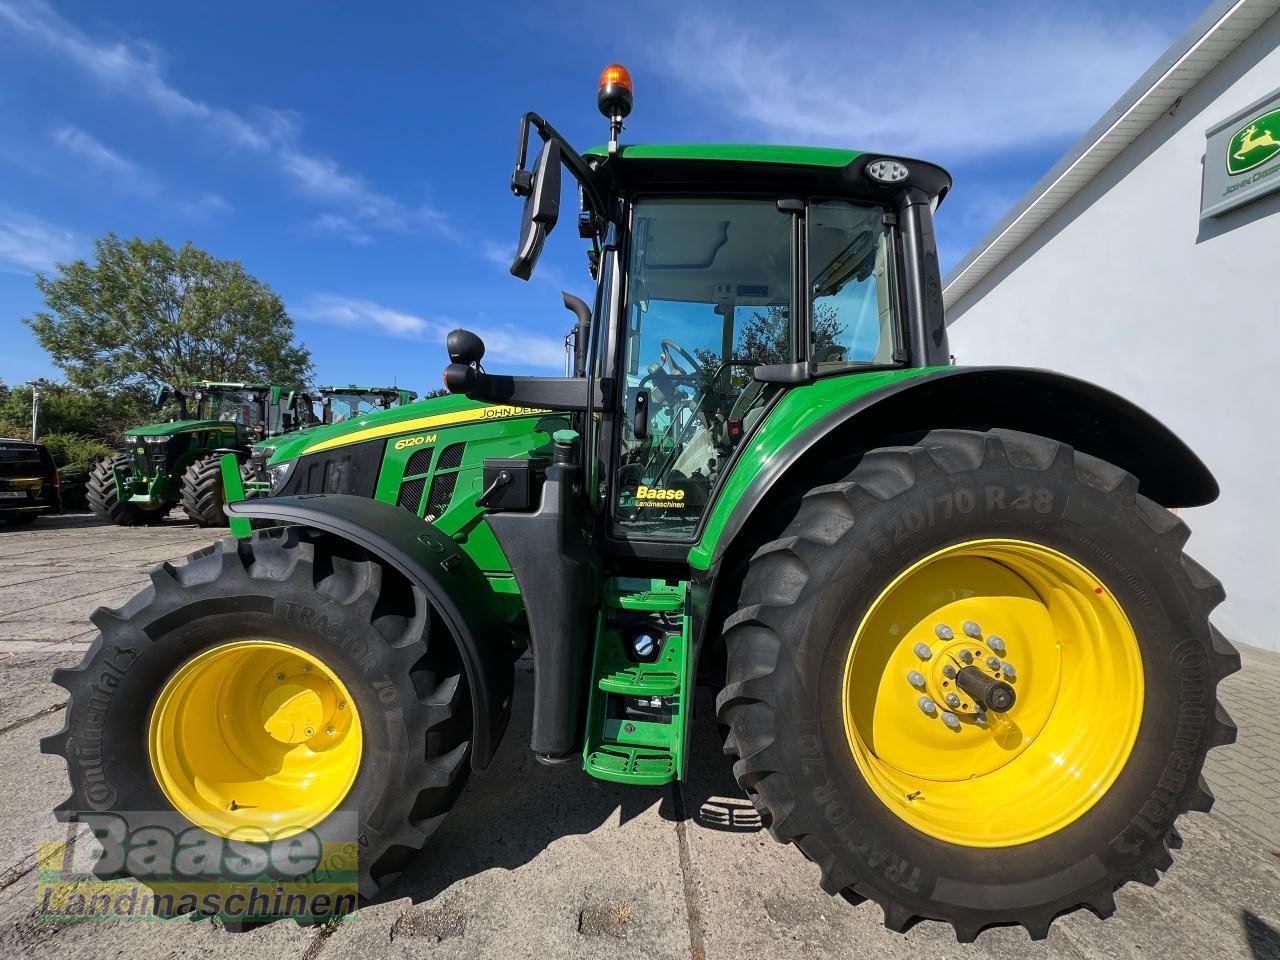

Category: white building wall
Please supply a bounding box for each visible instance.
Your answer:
[946,11,1280,651]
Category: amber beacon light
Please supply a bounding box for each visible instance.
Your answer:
[598,63,633,152]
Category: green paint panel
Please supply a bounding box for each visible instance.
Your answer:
[690,366,948,570]
[126,419,232,438]
[585,143,862,167]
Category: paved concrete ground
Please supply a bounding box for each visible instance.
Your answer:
[0,511,1277,959]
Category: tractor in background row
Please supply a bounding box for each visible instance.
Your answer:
[51,66,1237,940]
[86,381,314,526]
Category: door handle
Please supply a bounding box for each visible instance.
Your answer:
[634,390,650,440]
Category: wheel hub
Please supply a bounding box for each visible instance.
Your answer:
[917,628,1016,721]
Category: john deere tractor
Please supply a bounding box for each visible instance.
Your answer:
[48,67,1237,940]
[86,381,313,527]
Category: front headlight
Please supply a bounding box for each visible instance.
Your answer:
[143,435,172,443]
[267,459,295,494]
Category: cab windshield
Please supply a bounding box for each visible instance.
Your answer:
[325,392,396,423]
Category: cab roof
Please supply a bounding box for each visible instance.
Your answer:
[584,142,951,206]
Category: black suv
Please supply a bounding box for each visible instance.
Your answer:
[0,438,60,526]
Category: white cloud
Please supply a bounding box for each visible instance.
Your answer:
[297,293,565,369]
[0,212,78,272]
[0,0,443,239]
[49,123,231,217]
[52,125,136,174]
[652,1,1176,158]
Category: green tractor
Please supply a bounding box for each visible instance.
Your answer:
[48,67,1237,940]
[237,385,418,498]
[85,381,313,527]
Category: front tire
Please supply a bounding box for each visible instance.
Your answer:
[43,526,473,907]
[717,428,1238,941]
[86,455,169,526]
[180,455,230,526]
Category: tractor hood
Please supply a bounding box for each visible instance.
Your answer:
[126,419,232,438]
[263,394,549,465]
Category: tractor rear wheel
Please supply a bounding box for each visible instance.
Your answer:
[717,428,1238,941]
[86,455,170,526]
[43,526,473,908]
[180,454,230,526]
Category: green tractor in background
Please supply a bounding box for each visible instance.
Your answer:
[86,381,314,527]
[238,385,419,498]
[50,67,1237,940]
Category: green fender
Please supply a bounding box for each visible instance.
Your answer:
[691,365,1218,572]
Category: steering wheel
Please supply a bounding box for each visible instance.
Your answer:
[659,337,704,376]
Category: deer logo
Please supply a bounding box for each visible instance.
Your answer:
[1227,109,1280,175]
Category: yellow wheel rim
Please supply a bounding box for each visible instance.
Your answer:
[148,640,362,838]
[841,539,1143,847]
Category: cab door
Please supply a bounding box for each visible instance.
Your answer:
[611,196,796,542]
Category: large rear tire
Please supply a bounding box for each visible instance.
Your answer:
[86,455,170,526]
[180,454,230,526]
[717,428,1238,941]
[43,526,473,908]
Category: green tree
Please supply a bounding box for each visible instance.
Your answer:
[0,382,152,444]
[25,234,312,393]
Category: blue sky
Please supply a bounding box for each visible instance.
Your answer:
[0,0,1208,391]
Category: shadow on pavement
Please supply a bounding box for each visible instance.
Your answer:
[1245,910,1280,960]
[374,669,753,909]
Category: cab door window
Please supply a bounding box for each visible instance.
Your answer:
[613,197,793,540]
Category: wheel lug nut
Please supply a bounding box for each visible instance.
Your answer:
[986,656,1001,671]
[944,693,961,709]
[1000,661,1016,679]
[275,673,285,682]
[962,620,982,639]
[934,624,954,640]
[907,670,926,689]
[941,711,961,731]
[913,642,932,661]
[918,696,937,716]
[959,649,973,664]
[988,635,1006,654]
[942,663,957,679]
[326,726,335,736]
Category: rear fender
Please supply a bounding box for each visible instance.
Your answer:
[225,494,514,770]
[700,366,1218,572]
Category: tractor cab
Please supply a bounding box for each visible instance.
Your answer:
[443,67,952,550]
[191,382,315,442]
[319,385,417,424]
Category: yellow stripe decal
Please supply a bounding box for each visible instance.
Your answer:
[302,405,548,455]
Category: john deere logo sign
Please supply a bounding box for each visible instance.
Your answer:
[1227,109,1280,175]
[1202,89,1280,220]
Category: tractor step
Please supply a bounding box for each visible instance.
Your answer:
[583,578,691,786]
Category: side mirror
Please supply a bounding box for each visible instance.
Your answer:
[510,139,561,281]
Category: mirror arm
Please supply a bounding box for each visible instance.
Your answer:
[444,364,611,412]
[517,112,610,223]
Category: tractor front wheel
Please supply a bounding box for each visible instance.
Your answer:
[180,454,233,526]
[718,428,1238,941]
[86,455,170,526]
[43,526,474,907]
